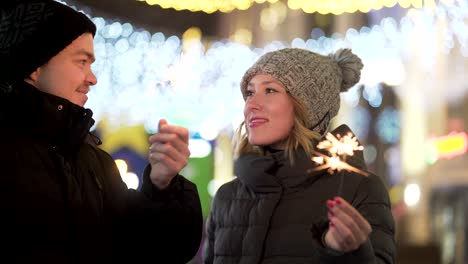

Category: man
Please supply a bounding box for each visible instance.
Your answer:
[0,1,202,263]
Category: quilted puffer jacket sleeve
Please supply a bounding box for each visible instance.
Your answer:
[203,196,217,264]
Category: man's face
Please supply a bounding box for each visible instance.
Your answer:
[28,33,97,106]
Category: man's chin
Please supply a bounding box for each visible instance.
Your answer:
[72,94,88,107]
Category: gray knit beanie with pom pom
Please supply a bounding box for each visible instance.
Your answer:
[240,48,363,135]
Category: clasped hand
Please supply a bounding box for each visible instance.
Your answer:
[324,197,372,252]
[148,119,190,189]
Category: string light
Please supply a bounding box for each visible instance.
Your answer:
[79,1,467,136]
[138,0,440,14]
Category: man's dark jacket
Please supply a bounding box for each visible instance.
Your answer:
[0,81,203,263]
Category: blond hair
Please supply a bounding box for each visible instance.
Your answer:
[233,95,321,162]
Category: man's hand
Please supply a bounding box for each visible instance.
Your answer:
[324,197,372,252]
[148,119,190,189]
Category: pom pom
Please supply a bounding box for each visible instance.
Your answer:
[329,49,363,92]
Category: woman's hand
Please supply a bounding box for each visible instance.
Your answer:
[324,197,372,252]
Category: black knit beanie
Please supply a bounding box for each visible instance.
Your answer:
[0,0,96,84]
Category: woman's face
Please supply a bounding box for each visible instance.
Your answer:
[244,74,295,148]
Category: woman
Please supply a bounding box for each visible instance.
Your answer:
[203,48,395,264]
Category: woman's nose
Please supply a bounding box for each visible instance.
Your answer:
[245,96,263,112]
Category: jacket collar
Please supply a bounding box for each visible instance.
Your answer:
[0,81,95,149]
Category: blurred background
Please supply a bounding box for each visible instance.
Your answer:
[64,0,467,263]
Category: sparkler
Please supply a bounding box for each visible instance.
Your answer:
[309,132,368,196]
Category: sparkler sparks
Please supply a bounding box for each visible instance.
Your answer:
[317,133,364,158]
[309,132,368,176]
[309,132,368,196]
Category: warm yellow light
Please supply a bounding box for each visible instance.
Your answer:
[271,1,288,22]
[115,159,128,175]
[383,0,398,7]
[317,6,330,15]
[399,0,413,8]
[230,28,253,45]
[437,137,464,153]
[371,0,384,11]
[287,0,301,10]
[237,0,253,10]
[423,0,437,9]
[358,3,373,13]
[344,3,359,13]
[260,7,277,31]
[302,2,316,13]
[138,0,426,14]
[426,132,468,161]
[182,27,202,41]
[145,0,158,5]
[336,0,353,14]
[412,0,423,8]
[182,27,202,52]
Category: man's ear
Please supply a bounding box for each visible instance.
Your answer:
[25,67,41,86]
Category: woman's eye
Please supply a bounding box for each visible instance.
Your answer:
[245,90,253,96]
[266,88,276,93]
